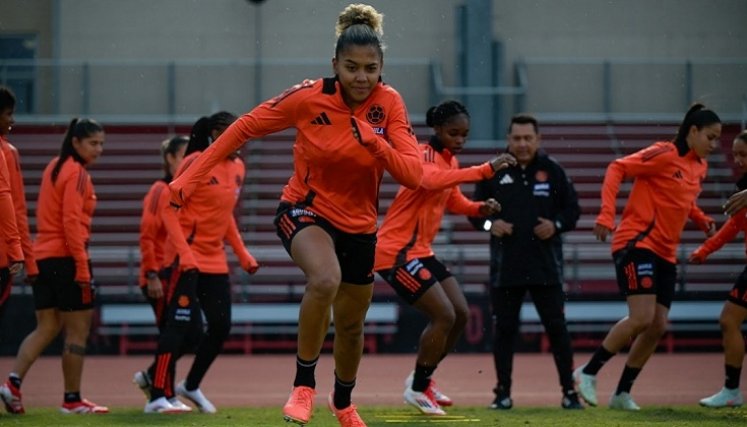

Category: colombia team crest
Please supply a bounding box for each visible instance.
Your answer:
[366,104,385,124]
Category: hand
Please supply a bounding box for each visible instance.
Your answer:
[724,189,747,216]
[479,198,501,216]
[9,261,23,276]
[593,223,612,242]
[489,153,517,172]
[704,222,716,237]
[533,217,556,240]
[688,248,707,264]
[489,219,513,238]
[242,253,260,275]
[146,276,164,299]
[350,116,378,147]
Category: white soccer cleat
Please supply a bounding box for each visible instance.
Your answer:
[699,387,744,408]
[144,396,181,414]
[573,365,598,407]
[403,386,446,416]
[132,370,151,400]
[609,392,640,411]
[176,381,216,414]
[404,371,453,407]
[168,397,193,412]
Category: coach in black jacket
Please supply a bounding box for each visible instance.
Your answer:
[470,114,582,410]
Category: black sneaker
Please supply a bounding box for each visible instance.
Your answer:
[490,386,513,410]
[561,391,584,409]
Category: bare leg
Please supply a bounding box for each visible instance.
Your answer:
[438,277,469,356]
[11,309,62,378]
[720,302,747,368]
[331,282,373,382]
[600,294,657,353]
[60,309,93,393]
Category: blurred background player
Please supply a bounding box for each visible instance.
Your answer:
[375,100,514,415]
[131,135,192,412]
[0,118,108,414]
[470,114,582,410]
[168,5,422,425]
[143,112,258,414]
[0,85,32,322]
[689,129,747,408]
[574,104,720,410]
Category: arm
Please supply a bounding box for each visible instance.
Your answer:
[690,212,744,263]
[6,147,36,275]
[445,185,483,217]
[160,201,197,271]
[170,86,300,206]
[139,184,162,282]
[60,168,91,283]
[689,203,715,235]
[225,218,258,274]
[421,162,493,191]
[468,179,494,230]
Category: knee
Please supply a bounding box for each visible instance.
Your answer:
[306,272,341,303]
[433,307,457,331]
[453,304,469,330]
[335,317,364,339]
[626,313,654,334]
[719,315,739,333]
[646,317,668,337]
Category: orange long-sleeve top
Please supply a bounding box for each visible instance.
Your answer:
[375,142,493,270]
[596,142,713,263]
[138,179,197,285]
[0,147,22,264]
[170,78,422,234]
[34,157,96,283]
[0,137,37,274]
[165,152,251,274]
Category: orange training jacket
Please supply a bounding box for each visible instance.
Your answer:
[0,136,36,274]
[693,208,746,259]
[596,142,713,263]
[375,142,493,270]
[165,152,253,274]
[0,147,22,264]
[170,78,422,234]
[34,157,96,283]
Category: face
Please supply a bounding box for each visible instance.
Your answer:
[0,107,14,136]
[435,113,470,153]
[507,122,540,166]
[332,44,382,110]
[732,138,747,173]
[687,123,721,159]
[166,143,187,176]
[73,131,105,165]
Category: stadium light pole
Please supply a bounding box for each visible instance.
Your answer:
[247,0,267,107]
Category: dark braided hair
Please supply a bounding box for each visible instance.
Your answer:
[425,100,469,128]
[0,85,16,111]
[51,118,104,183]
[185,111,237,156]
[334,4,385,59]
[673,103,721,156]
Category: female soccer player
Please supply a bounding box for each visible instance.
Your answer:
[574,104,720,410]
[375,100,513,415]
[169,5,422,425]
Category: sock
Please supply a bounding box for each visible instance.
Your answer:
[293,355,318,388]
[64,391,81,403]
[8,373,21,389]
[412,364,436,392]
[614,365,642,395]
[333,372,355,409]
[725,364,742,390]
[583,346,615,375]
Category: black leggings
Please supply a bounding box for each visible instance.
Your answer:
[491,285,575,394]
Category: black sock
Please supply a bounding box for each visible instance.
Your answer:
[8,374,21,389]
[64,391,81,403]
[293,355,318,388]
[615,365,642,395]
[725,364,742,389]
[333,372,356,410]
[584,346,615,375]
[412,364,436,392]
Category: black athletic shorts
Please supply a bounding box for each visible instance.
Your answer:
[376,256,453,305]
[33,257,96,311]
[727,266,747,309]
[613,248,676,309]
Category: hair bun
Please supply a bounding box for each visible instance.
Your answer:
[336,3,383,37]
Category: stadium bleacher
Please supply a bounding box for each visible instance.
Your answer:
[7,122,744,353]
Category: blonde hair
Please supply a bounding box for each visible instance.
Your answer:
[336,3,383,37]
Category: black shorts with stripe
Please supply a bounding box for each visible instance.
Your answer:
[376,256,452,305]
[33,257,96,311]
[274,202,376,285]
[727,266,747,309]
[613,248,676,309]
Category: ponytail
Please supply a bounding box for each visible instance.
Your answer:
[673,103,721,156]
[51,118,104,183]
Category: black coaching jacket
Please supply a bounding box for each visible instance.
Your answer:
[469,151,580,288]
